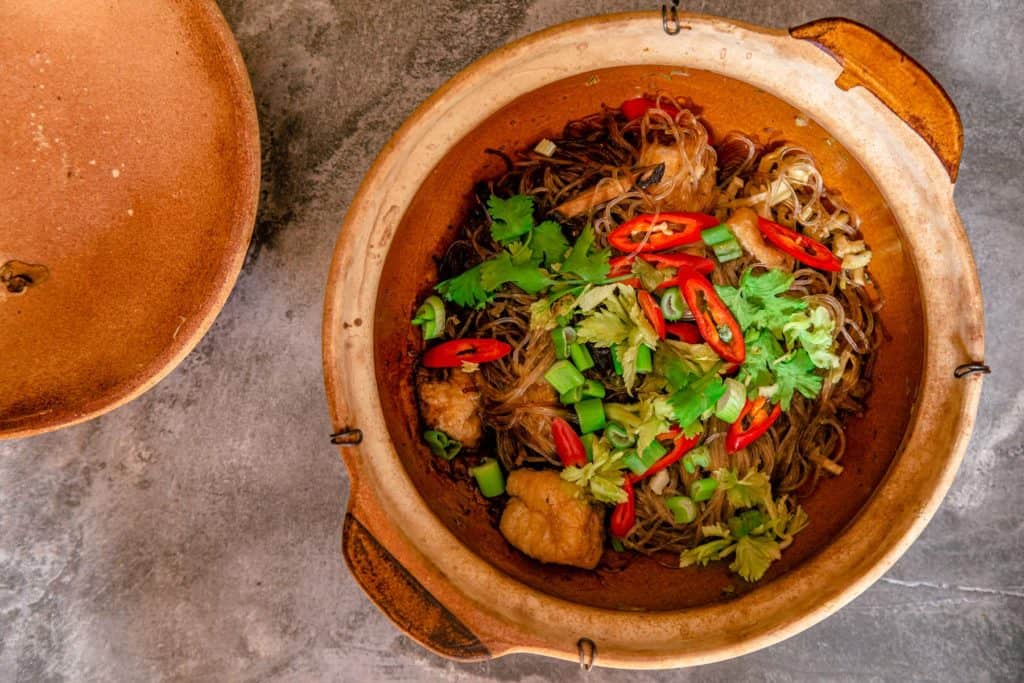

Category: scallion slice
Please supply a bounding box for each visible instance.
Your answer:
[574,398,606,434]
[636,345,654,374]
[665,495,698,524]
[682,445,710,474]
[559,386,584,405]
[582,379,606,399]
[423,429,461,460]
[701,224,735,246]
[660,287,686,321]
[570,343,595,372]
[544,360,586,394]
[610,345,624,375]
[411,295,446,340]
[715,378,746,423]
[689,477,718,502]
[605,422,635,449]
[470,458,505,498]
[551,326,576,359]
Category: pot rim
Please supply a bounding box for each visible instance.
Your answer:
[323,11,984,668]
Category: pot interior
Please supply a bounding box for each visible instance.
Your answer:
[373,65,923,611]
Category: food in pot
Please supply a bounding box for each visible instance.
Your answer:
[413,95,879,582]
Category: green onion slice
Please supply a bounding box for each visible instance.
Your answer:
[411,295,446,340]
[715,378,746,424]
[689,476,718,502]
[423,429,461,460]
[570,343,595,372]
[574,398,606,434]
[544,360,586,394]
[660,287,686,321]
[636,345,654,374]
[470,458,505,498]
[582,379,606,399]
[701,224,735,246]
[605,422,635,449]
[682,445,711,474]
[551,326,577,359]
[665,495,698,524]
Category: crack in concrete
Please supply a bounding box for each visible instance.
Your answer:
[881,577,1024,599]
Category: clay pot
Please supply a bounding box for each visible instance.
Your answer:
[323,14,984,668]
[0,1,259,438]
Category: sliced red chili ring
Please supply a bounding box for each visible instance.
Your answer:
[665,322,702,344]
[609,477,636,538]
[637,290,667,340]
[551,417,587,468]
[677,272,745,363]
[421,338,512,368]
[609,212,719,254]
[756,216,842,272]
[620,97,680,121]
[725,396,782,453]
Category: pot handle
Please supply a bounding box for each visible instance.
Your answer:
[790,18,963,182]
[342,512,492,661]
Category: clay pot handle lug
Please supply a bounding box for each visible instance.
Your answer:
[341,514,492,662]
[790,18,963,182]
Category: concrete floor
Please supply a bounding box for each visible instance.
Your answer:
[2,0,1022,680]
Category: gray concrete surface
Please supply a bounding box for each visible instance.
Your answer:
[2,0,1022,680]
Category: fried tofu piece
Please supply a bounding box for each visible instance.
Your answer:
[416,370,483,449]
[499,469,604,569]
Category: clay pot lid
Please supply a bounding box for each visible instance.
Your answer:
[0,1,259,438]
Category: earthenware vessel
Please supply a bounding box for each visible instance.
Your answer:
[323,13,984,668]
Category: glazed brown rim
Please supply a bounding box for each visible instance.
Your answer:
[2,1,261,440]
[323,12,984,668]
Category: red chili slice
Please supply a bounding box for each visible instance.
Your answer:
[551,417,587,468]
[677,272,745,363]
[609,477,636,538]
[637,290,667,340]
[756,216,842,272]
[665,322,702,344]
[725,396,782,453]
[609,212,719,254]
[610,253,715,286]
[630,433,701,483]
[421,338,512,368]
[643,252,716,274]
[621,97,680,121]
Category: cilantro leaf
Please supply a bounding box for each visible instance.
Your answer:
[740,268,794,300]
[561,439,628,504]
[715,468,772,508]
[666,370,726,426]
[562,226,610,282]
[479,244,552,294]
[772,349,823,410]
[737,329,784,396]
[487,194,535,244]
[715,284,759,330]
[731,534,782,582]
[654,340,721,389]
[717,269,806,336]
[435,264,491,309]
[532,221,570,266]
